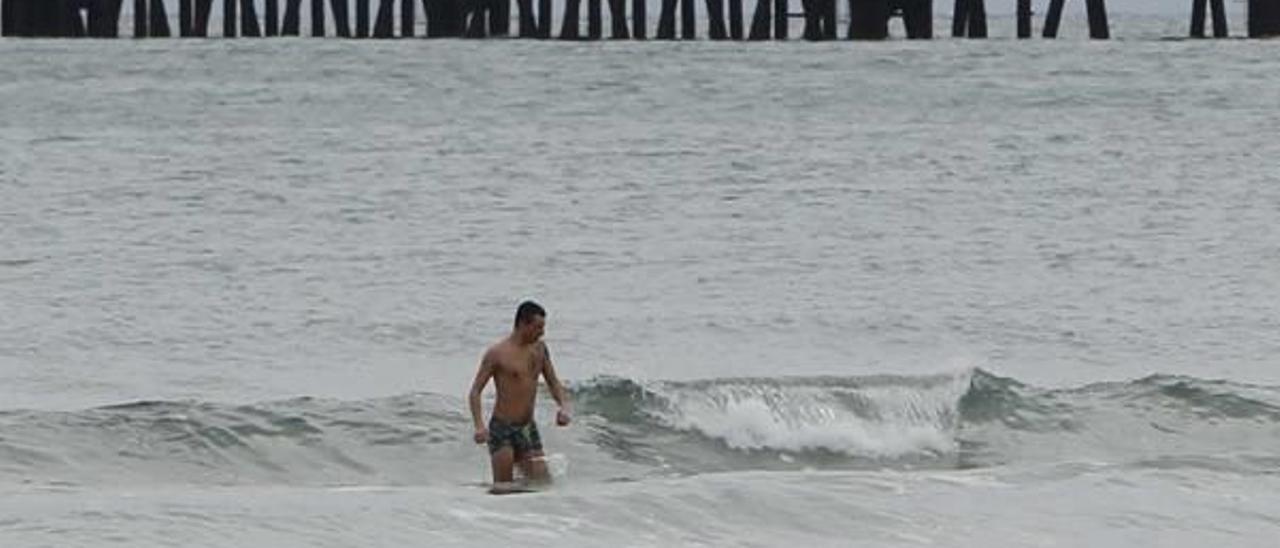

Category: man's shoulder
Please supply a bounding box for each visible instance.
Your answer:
[484,339,518,359]
[482,341,504,362]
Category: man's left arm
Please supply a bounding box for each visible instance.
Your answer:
[541,343,572,426]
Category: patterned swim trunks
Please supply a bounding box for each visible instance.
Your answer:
[487,417,543,457]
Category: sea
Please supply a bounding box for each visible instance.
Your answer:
[2,7,1279,547]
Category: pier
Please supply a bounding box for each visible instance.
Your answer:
[4,0,1280,39]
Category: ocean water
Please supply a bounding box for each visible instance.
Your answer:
[3,14,1280,547]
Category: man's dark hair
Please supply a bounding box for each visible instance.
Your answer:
[514,300,546,327]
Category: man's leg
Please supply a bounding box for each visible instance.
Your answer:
[517,450,550,483]
[491,447,515,483]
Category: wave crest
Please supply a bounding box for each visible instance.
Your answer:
[3,369,1279,486]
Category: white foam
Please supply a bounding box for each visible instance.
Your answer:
[654,373,971,458]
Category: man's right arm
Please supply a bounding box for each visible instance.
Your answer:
[468,352,494,444]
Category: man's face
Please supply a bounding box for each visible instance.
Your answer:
[520,315,546,343]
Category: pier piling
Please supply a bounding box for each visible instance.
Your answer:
[224,0,236,35]
[399,0,412,37]
[748,0,770,39]
[848,0,887,40]
[608,0,628,38]
[633,0,645,37]
[310,0,324,36]
[134,0,147,36]
[589,0,602,38]
[729,0,742,38]
[1250,0,1280,37]
[1017,0,1030,37]
[282,0,300,35]
[241,0,261,36]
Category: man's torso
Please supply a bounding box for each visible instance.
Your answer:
[489,339,547,423]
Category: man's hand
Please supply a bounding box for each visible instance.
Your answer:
[556,408,571,427]
[473,427,488,445]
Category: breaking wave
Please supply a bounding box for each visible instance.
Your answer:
[3,369,1279,486]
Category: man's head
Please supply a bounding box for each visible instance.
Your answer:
[513,300,546,343]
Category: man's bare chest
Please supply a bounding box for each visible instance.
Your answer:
[494,353,540,380]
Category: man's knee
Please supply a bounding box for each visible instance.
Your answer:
[491,448,516,482]
[519,452,550,481]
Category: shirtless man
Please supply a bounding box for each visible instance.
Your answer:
[468,301,571,488]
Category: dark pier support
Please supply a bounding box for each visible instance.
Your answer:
[265,0,279,35]
[1,0,11,36]
[421,0,436,35]
[748,0,770,39]
[490,0,510,36]
[1210,0,1227,36]
[82,0,94,36]
[225,0,237,36]
[951,0,987,38]
[3,0,128,36]
[283,0,301,35]
[823,0,837,38]
[0,0,1211,40]
[589,0,602,38]
[657,0,676,38]
[148,0,173,37]
[848,0,888,39]
[1043,0,1107,38]
[111,0,128,37]
[1192,0,1228,37]
[707,0,728,38]
[729,0,743,38]
[179,0,192,35]
[89,0,123,37]
[134,0,147,36]
[1017,0,1031,37]
[374,0,392,36]
[1250,0,1280,36]
[242,0,262,36]
[682,0,696,38]
[516,0,536,36]
[803,0,820,39]
[899,0,931,38]
[538,0,551,37]
[76,4,91,36]
[1085,0,1107,38]
[331,0,350,36]
[1192,0,1207,36]
[55,0,69,36]
[467,0,486,38]
[773,0,785,38]
[311,0,325,36]
[968,0,987,37]
[1042,0,1063,37]
[34,0,55,36]
[633,0,646,37]
[952,0,965,36]
[55,0,69,37]
[400,0,413,36]
[451,0,468,37]
[561,0,581,38]
[194,0,213,35]
[1085,0,1105,37]
[608,0,629,38]
[68,3,87,37]
[355,0,368,36]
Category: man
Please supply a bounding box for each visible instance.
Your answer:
[468,301,571,489]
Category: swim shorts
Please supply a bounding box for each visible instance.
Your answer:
[487,417,543,457]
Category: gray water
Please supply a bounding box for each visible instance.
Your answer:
[3,17,1280,547]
